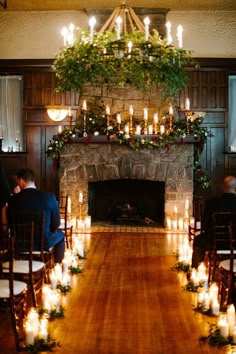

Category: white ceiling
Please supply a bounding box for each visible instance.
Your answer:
[1,0,236,11]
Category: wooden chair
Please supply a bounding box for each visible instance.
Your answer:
[207,212,236,285]
[0,229,27,351]
[59,195,73,249]
[218,222,236,308]
[188,195,205,242]
[11,211,55,281]
[3,222,45,307]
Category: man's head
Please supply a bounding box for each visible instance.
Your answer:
[16,168,36,190]
[222,176,236,193]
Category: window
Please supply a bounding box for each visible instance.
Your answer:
[0,75,23,152]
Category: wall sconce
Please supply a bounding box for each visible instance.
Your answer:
[47,108,68,122]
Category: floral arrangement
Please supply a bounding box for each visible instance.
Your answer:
[53,29,198,101]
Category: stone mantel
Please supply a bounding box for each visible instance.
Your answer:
[59,141,194,224]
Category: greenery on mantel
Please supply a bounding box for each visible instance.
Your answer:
[53,29,198,101]
[46,105,212,192]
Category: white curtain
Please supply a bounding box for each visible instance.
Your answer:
[0,75,23,152]
[228,76,236,152]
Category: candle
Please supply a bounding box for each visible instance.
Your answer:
[169,106,173,116]
[174,205,178,218]
[144,17,150,41]
[144,107,148,120]
[79,192,83,204]
[68,107,72,117]
[89,16,96,42]
[67,196,71,214]
[116,16,122,40]
[25,323,35,345]
[68,23,75,46]
[166,217,171,230]
[124,124,129,134]
[177,25,183,48]
[165,21,172,45]
[127,41,133,54]
[148,124,153,135]
[219,319,229,338]
[129,105,134,115]
[233,326,236,344]
[116,113,121,124]
[106,105,110,115]
[172,219,178,231]
[85,215,91,229]
[135,125,141,135]
[82,100,87,111]
[153,113,158,124]
[178,218,184,231]
[211,300,220,315]
[160,124,165,134]
[58,125,62,134]
[185,98,190,111]
[185,198,189,210]
[50,270,57,289]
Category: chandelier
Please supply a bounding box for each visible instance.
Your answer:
[54,1,197,101]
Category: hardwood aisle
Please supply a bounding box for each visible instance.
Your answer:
[0,231,229,353]
[50,232,227,354]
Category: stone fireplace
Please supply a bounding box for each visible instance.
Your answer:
[59,140,194,226]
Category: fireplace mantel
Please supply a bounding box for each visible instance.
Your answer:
[59,141,194,225]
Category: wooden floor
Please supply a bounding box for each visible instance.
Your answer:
[0,229,232,354]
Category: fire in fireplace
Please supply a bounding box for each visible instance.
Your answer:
[88,179,165,226]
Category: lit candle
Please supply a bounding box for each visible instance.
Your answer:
[128,41,133,54]
[106,105,110,115]
[116,113,121,124]
[178,218,184,231]
[148,124,153,135]
[116,16,122,40]
[58,125,62,134]
[144,17,150,42]
[79,192,83,204]
[185,198,189,210]
[25,323,35,345]
[160,124,165,134]
[144,108,148,120]
[166,217,172,230]
[177,25,183,48]
[169,106,173,116]
[174,205,178,218]
[165,21,172,45]
[124,124,129,134]
[129,105,134,115]
[185,98,190,111]
[82,100,87,111]
[153,113,158,124]
[135,125,141,135]
[89,16,96,42]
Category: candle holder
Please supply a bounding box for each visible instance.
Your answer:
[144,119,148,135]
[83,110,87,136]
[78,201,83,219]
[0,138,3,153]
[169,115,173,132]
[185,111,191,135]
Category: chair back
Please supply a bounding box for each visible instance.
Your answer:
[10,211,45,257]
[59,195,69,220]
[211,212,236,252]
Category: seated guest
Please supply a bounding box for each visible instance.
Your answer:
[191,175,236,268]
[1,175,21,228]
[0,161,11,231]
[7,168,65,263]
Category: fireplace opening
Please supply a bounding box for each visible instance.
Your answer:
[88,179,165,226]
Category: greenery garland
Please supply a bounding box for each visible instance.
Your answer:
[53,28,198,100]
[46,104,212,192]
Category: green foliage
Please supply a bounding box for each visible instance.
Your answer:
[170,261,190,273]
[53,28,198,100]
[200,323,232,346]
[22,335,60,353]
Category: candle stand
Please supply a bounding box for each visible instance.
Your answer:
[185,111,191,135]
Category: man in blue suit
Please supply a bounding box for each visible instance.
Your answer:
[7,168,65,263]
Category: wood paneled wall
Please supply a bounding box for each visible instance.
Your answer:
[0,59,236,197]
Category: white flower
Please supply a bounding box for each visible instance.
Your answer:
[108,125,113,131]
[94,131,99,136]
[141,139,145,144]
[72,134,76,138]
[124,133,130,139]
